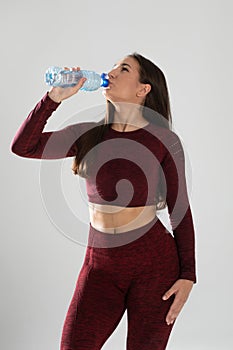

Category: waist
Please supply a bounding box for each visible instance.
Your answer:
[88,202,157,234]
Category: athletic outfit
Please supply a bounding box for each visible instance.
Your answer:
[11,92,197,349]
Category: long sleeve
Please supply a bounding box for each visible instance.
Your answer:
[10,92,84,159]
[161,131,197,283]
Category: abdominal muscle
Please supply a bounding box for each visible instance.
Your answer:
[88,202,157,234]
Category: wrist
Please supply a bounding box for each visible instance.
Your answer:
[48,90,62,104]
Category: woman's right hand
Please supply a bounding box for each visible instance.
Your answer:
[48,67,87,103]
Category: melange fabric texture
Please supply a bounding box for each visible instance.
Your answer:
[10,92,197,283]
[60,217,180,350]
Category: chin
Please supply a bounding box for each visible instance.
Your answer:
[102,88,111,98]
[102,90,115,102]
[102,90,128,105]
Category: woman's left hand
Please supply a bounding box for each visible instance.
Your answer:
[162,279,194,325]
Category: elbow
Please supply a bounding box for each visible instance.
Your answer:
[10,140,28,157]
[10,141,22,156]
[11,140,43,159]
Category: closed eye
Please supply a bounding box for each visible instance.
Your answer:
[121,67,129,72]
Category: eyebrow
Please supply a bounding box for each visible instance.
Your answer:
[112,62,132,69]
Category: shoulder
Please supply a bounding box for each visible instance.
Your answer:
[147,123,182,148]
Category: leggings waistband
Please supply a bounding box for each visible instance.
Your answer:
[88,215,165,249]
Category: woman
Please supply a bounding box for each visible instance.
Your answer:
[11,53,197,350]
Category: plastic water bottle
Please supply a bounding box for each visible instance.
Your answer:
[45,66,109,91]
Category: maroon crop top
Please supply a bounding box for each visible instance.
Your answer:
[10,92,197,283]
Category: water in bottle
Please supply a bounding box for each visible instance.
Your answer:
[45,66,109,91]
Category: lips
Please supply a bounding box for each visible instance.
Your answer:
[104,81,114,90]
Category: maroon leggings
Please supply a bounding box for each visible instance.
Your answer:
[60,216,180,350]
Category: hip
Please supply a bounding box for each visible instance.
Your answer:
[85,215,180,278]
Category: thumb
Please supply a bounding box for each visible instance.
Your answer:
[162,286,176,301]
[76,77,87,89]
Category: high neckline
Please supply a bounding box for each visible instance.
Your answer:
[109,122,150,134]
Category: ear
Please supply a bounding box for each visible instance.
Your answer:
[136,83,151,98]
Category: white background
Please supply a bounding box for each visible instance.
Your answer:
[2,0,233,349]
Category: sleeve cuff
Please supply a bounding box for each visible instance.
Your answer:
[42,91,62,110]
[179,272,197,284]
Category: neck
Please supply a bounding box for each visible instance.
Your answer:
[111,102,148,131]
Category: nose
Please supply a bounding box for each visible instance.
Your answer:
[108,67,118,80]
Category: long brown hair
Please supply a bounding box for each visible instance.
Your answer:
[72,52,173,210]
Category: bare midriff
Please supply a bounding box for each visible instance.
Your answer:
[88,202,157,234]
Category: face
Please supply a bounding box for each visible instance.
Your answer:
[103,56,148,104]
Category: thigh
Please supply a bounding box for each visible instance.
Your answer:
[126,231,180,350]
[60,261,126,350]
[126,274,177,350]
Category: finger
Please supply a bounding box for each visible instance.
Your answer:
[165,298,184,325]
[166,307,179,325]
[162,286,177,300]
[63,66,81,71]
[72,77,87,91]
[78,77,87,87]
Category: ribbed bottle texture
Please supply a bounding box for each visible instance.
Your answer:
[45,66,109,91]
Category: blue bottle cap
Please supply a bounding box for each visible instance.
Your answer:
[100,73,109,87]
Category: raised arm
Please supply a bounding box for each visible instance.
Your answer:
[11,92,81,159]
[161,131,197,283]
[11,68,88,159]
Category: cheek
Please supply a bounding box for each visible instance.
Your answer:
[103,81,137,100]
[120,81,137,94]
[125,85,138,98]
